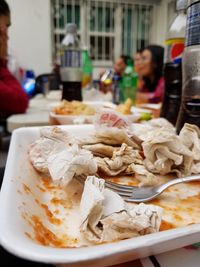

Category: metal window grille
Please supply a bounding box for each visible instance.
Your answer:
[51,0,154,66]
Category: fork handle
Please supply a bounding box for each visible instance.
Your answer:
[159,174,200,191]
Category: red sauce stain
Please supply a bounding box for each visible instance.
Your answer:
[25,232,32,239]
[54,209,59,215]
[34,198,40,205]
[41,204,62,225]
[50,197,72,209]
[41,177,61,191]
[127,181,139,186]
[36,184,46,192]
[23,184,32,194]
[160,220,175,231]
[29,215,77,248]
[173,214,183,222]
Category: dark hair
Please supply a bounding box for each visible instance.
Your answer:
[142,45,164,92]
[120,55,133,65]
[0,0,10,16]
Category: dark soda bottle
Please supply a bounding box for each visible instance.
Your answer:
[60,23,83,101]
[176,0,200,132]
[160,63,182,125]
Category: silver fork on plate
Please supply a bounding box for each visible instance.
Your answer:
[76,174,200,203]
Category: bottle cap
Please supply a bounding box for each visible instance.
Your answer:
[66,23,77,34]
[176,0,187,11]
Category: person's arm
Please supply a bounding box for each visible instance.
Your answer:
[0,59,28,115]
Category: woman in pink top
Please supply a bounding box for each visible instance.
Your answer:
[137,45,164,104]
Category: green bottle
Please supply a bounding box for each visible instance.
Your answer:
[82,49,93,90]
[120,59,138,104]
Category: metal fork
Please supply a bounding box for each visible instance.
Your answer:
[76,174,200,203]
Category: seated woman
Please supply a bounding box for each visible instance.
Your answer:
[137,45,164,104]
[0,0,28,119]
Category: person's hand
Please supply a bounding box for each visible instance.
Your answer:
[0,28,8,60]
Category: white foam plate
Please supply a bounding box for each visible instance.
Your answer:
[1,125,200,267]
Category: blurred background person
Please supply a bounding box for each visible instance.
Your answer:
[0,0,28,119]
[99,55,132,94]
[133,50,143,90]
[137,45,164,104]
[113,55,132,77]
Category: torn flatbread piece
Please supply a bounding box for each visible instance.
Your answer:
[81,127,141,149]
[94,143,143,176]
[80,176,162,244]
[29,127,74,174]
[29,127,97,184]
[82,143,118,158]
[142,130,193,176]
[48,144,97,184]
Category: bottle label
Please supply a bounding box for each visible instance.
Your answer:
[165,38,185,63]
[185,1,200,47]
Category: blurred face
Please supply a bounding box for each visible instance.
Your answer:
[0,14,11,40]
[114,57,126,76]
[140,49,154,77]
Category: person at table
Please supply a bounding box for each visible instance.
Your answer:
[137,45,164,104]
[133,50,143,90]
[99,55,132,93]
[0,0,28,118]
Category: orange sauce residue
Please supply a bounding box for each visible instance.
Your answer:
[127,181,139,186]
[36,184,46,192]
[54,209,59,215]
[40,177,61,191]
[109,178,123,183]
[173,214,183,222]
[160,220,175,231]
[25,232,32,239]
[41,204,62,225]
[23,184,32,194]
[30,215,68,247]
[50,197,72,209]
[34,198,40,205]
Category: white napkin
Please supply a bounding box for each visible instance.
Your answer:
[80,176,163,244]
[29,127,97,183]
[48,145,97,184]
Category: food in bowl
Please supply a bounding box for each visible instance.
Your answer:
[53,100,96,116]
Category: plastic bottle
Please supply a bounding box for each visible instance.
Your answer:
[176,0,200,132]
[60,23,83,101]
[165,0,187,64]
[120,59,137,104]
[22,70,36,97]
[161,0,187,125]
[82,48,93,90]
[112,74,121,104]
[160,63,182,125]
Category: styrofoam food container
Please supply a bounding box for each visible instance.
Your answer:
[49,101,143,125]
[49,101,117,125]
[1,125,200,267]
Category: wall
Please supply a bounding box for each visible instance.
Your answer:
[150,0,176,47]
[7,0,52,76]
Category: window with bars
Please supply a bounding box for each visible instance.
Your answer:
[52,0,154,66]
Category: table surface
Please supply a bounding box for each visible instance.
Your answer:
[7,95,59,132]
